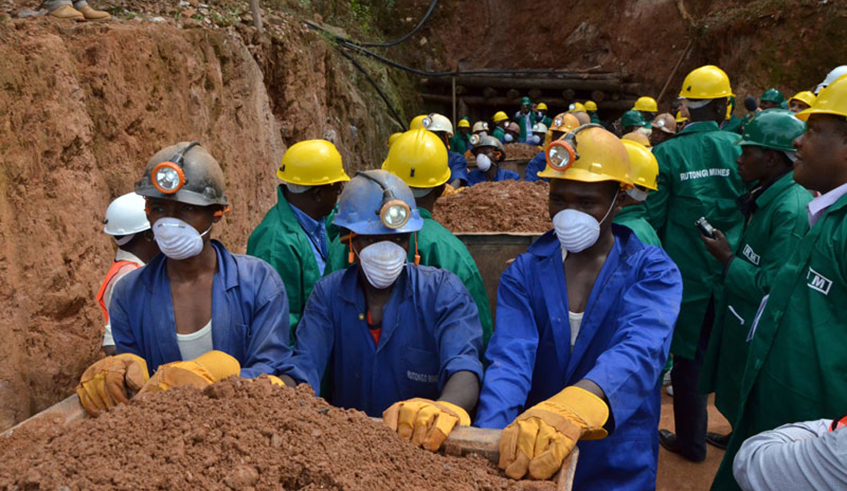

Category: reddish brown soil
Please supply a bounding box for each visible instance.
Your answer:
[0,378,554,491]
[434,181,551,234]
[0,8,411,430]
[503,143,541,160]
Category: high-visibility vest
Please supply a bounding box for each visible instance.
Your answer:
[96,260,140,322]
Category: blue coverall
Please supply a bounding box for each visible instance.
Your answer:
[448,150,469,186]
[111,240,294,379]
[476,226,683,491]
[278,264,484,417]
[524,151,549,183]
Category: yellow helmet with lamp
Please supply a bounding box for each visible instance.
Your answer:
[410,114,429,130]
[569,102,586,112]
[546,112,580,146]
[538,125,633,189]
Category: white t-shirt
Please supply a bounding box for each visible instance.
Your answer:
[176,320,214,361]
[569,311,584,352]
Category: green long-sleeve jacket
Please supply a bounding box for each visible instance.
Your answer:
[409,209,493,348]
[645,121,746,360]
[450,133,470,156]
[711,191,847,491]
[246,186,345,340]
[613,204,662,247]
[700,173,811,425]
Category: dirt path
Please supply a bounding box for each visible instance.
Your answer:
[657,393,732,491]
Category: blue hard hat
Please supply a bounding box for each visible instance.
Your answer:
[333,169,423,235]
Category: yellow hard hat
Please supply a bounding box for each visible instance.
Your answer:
[410,114,429,130]
[383,129,450,188]
[621,140,658,191]
[569,102,586,112]
[546,113,581,146]
[622,132,651,148]
[457,118,471,129]
[679,65,734,99]
[537,102,548,111]
[277,140,350,185]
[538,125,633,189]
[388,132,403,147]
[675,111,688,123]
[797,74,847,121]
[493,111,509,123]
[633,97,658,113]
[584,100,598,111]
[789,91,817,108]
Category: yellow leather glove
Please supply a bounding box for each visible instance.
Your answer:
[499,386,609,480]
[138,350,240,395]
[76,353,149,417]
[383,398,471,451]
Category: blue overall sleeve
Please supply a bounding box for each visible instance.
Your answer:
[582,251,682,431]
[110,282,142,359]
[238,276,294,379]
[524,152,546,182]
[475,258,540,428]
[278,277,334,393]
[432,273,485,388]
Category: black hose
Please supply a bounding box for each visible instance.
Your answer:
[357,0,439,48]
[336,48,406,130]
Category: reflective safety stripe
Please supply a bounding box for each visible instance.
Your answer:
[96,260,139,322]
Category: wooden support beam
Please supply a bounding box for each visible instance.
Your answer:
[421,93,638,110]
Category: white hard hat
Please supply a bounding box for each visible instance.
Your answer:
[815,65,847,95]
[425,113,453,136]
[472,121,489,133]
[103,192,150,236]
[532,123,548,134]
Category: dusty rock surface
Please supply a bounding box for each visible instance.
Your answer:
[0,9,411,430]
[434,181,551,234]
[503,143,541,160]
[0,378,554,491]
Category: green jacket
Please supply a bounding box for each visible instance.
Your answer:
[711,191,847,491]
[541,116,553,127]
[700,173,811,424]
[613,204,662,246]
[515,111,537,141]
[721,115,743,135]
[246,186,345,340]
[645,121,746,359]
[409,209,493,348]
[492,127,506,142]
[450,133,470,156]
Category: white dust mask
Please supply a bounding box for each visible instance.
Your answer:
[357,240,407,289]
[626,187,649,202]
[504,133,514,143]
[153,217,211,260]
[553,191,618,253]
[476,153,492,172]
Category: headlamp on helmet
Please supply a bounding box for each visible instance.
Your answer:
[553,117,563,128]
[469,134,481,145]
[421,117,432,129]
[358,171,411,230]
[151,142,199,194]
[545,135,578,171]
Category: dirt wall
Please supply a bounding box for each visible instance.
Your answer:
[0,9,411,430]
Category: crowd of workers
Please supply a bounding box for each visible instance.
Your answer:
[76,62,847,491]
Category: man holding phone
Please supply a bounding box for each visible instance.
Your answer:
[645,65,746,462]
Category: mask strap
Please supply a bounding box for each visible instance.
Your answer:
[345,233,357,264]
[414,232,420,266]
[598,189,619,226]
[213,206,231,218]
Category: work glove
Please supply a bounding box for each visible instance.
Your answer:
[76,353,149,417]
[383,398,471,451]
[499,386,609,480]
[138,350,240,395]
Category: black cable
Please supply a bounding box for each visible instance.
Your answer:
[357,0,439,48]
[336,48,406,130]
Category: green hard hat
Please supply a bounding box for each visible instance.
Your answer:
[621,110,648,128]
[521,96,531,106]
[760,88,785,104]
[737,109,805,152]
